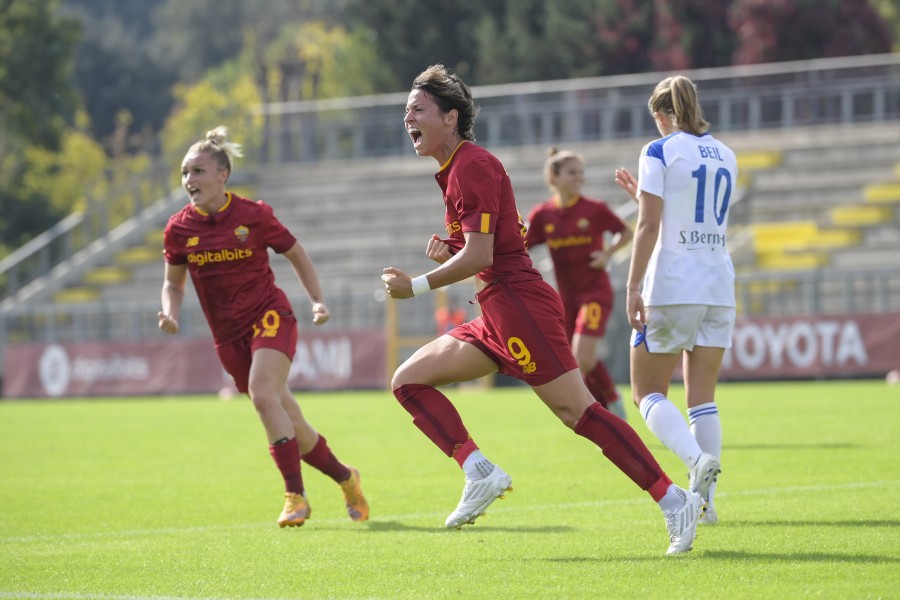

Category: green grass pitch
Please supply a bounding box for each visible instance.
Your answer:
[1,381,898,599]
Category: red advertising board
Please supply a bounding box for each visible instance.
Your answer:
[3,330,387,399]
[718,312,900,380]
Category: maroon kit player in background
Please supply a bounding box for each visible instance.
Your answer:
[381,64,705,555]
[158,126,369,528]
[525,148,633,420]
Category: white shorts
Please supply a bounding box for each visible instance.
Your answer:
[630,305,735,354]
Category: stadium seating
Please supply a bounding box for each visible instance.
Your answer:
[32,120,900,316]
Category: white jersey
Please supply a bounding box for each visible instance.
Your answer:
[637,131,737,307]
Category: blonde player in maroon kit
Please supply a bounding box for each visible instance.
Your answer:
[381,65,704,555]
[525,148,633,420]
[158,126,368,528]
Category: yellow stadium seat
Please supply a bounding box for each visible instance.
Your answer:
[144,229,165,245]
[53,287,100,304]
[750,221,818,253]
[750,221,859,253]
[736,151,783,171]
[756,251,829,270]
[83,266,131,285]
[830,205,893,226]
[116,246,162,264]
[864,183,900,203]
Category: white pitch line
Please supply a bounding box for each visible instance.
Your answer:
[1,479,895,546]
[0,594,311,600]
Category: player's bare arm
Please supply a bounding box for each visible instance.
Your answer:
[591,226,634,269]
[282,241,330,325]
[383,231,493,299]
[424,234,453,264]
[626,191,663,330]
[614,167,639,203]
[159,262,188,334]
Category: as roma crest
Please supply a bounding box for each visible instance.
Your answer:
[234,225,249,242]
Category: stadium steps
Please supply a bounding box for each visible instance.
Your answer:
[735,278,799,315]
[82,266,131,285]
[735,150,783,187]
[116,245,162,264]
[35,121,900,311]
[749,220,867,271]
[53,286,101,304]
[864,182,900,203]
[829,205,894,226]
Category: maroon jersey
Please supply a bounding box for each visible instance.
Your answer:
[525,196,626,304]
[435,142,541,284]
[163,192,297,344]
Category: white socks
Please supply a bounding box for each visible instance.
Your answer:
[462,449,494,481]
[639,393,703,468]
[657,484,686,512]
[689,401,721,506]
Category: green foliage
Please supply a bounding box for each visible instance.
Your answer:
[148,0,248,81]
[20,114,107,215]
[160,73,264,183]
[872,0,900,49]
[350,0,506,88]
[0,0,80,148]
[0,0,82,251]
[728,0,893,64]
[66,6,176,142]
[474,0,612,84]
[0,382,898,598]
[264,20,394,101]
[2,0,897,258]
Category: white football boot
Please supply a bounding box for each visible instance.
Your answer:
[689,452,721,504]
[664,487,705,555]
[445,464,513,529]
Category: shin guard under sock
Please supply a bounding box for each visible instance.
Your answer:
[394,384,475,464]
[302,434,351,483]
[575,402,672,501]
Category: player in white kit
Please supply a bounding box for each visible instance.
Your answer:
[616,75,736,525]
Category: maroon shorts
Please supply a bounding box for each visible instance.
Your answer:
[565,295,614,339]
[448,279,578,386]
[215,308,298,393]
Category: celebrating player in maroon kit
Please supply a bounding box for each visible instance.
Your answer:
[525,148,633,420]
[158,126,368,528]
[381,65,704,555]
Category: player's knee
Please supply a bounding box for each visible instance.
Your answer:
[557,409,582,430]
[248,385,279,413]
[390,362,415,390]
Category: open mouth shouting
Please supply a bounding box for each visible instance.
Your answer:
[408,127,423,149]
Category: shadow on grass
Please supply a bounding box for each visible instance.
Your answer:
[700,549,900,563]
[535,549,900,564]
[725,442,858,450]
[715,519,900,528]
[364,520,576,534]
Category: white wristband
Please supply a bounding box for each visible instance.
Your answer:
[411,275,431,297]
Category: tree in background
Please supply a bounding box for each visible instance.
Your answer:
[871,0,900,50]
[350,0,505,88]
[729,0,893,64]
[0,0,81,251]
[55,0,900,154]
[160,70,263,182]
[0,0,79,148]
[646,0,735,71]
[474,0,611,83]
[61,0,172,148]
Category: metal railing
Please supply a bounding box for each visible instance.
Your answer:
[0,162,173,305]
[254,53,900,162]
[2,53,899,382]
